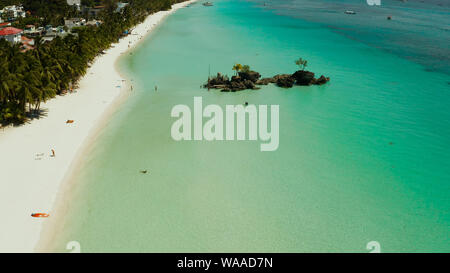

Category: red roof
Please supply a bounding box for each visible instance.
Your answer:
[21,36,32,42]
[0,22,12,28]
[0,27,23,36]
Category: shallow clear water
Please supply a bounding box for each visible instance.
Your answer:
[49,0,449,252]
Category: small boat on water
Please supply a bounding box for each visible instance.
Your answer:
[345,10,356,15]
[203,1,213,6]
[31,213,50,218]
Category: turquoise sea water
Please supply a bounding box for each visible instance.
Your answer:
[253,0,450,75]
[49,0,449,252]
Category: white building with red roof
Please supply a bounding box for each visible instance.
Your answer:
[0,27,23,43]
[0,22,11,29]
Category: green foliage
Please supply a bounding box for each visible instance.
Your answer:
[12,16,41,29]
[0,0,21,10]
[81,0,98,8]
[232,63,243,75]
[295,57,308,70]
[241,64,250,73]
[0,0,183,125]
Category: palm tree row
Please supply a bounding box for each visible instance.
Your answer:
[0,0,183,124]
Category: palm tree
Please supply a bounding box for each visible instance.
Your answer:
[232,64,243,75]
[1,0,185,124]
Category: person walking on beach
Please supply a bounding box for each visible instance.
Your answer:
[51,149,55,157]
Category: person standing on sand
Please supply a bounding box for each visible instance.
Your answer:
[51,149,55,157]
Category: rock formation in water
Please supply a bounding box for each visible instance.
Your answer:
[204,70,330,92]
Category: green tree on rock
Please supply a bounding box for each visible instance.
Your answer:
[295,58,308,71]
[232,63,243,75]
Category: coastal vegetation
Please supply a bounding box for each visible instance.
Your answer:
[0,0,185,125]
[204,60,330,91]
[232,63,242,75]
[231,64,250,75]
[295,57,307,71]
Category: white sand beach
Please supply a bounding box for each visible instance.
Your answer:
[0,0,196,253]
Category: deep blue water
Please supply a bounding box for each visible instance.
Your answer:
[250,0,450,75]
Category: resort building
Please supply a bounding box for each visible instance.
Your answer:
[0,27,23,43]
[24,24,35,32]
[0,22,11,29]
[67,0,81,11]
[20,36,35,52]
[41,36,55,43]
[86,19,102,27]
[115,2,129,13]
[84,6,105,18]
[43,26,67,38]
[0,5,26,21]
[65,18,86,29]
[23,25,43,37]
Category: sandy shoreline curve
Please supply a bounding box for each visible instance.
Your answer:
[0,0,197,253]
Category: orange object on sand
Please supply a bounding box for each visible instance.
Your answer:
[31,213,50,218]
[66,120,74,124]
